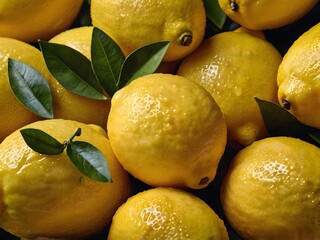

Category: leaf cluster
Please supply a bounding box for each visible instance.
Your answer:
[9,27,169,118]
[20,128,112,182]
[8,27,169,183]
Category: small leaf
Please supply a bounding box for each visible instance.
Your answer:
[203,0,227,29]
[20,128,65,155]
[119,41,170,88]
[8,58,53,118]
[91,27,125,97]
[255,97,320,146]
[39,41,107,100]
[67,141,112,182]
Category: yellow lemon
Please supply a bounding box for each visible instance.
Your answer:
[108,187,229,239]
[234,26,265,40]
[177,31,282,147]
[218,0,319,30]
[49,26,111,129]
[107,73,227,189]
[0,37,52,143]
[90,0,206,62]
[0,0,84,43]
[0,119,131,238]
[221,137,320,240]
[277,22,320,128]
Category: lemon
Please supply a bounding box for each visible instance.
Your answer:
[218,0,319,30]
[177,31,282,146]
[234,26,265,40]
[108,187,229,240]
[277,22,320,128]
[107,73,227,189]
[0,0,84,43]
[0,37,52,143]
[49,26,111,129]
[220,137,320,240]
[0,119,131,238]
[90,0,206,62]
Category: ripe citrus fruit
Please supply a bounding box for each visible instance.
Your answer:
[49,26,111,128]
[221,137,320,240]
[234,26,265,40]
[0,37,51,143]
[177,31,282,146]
[277,22,320,128]
[90,0,206,62]
[107,73,227,189]
[108,187,229,239]
[0,119,131,238]
[0,0,84,43]
[218,0,319,30]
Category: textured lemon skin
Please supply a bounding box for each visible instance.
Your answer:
[107,73,227,189]
[108,187,229,240]
[221,137,320,240]
[0,37,52,142]
[49,26,111,129]
[91,0,206,62]
[0,0,84,42]
[178,31,282,146]
[0,119,131,238]
[218,0,319,30]
[277,23,320,128]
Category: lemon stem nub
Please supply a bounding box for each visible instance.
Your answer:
[179,32,193,46]
[199,177,209,185]
[230,1,239,11]
[282,99,291,110]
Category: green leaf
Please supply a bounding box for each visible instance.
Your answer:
[203,0,227,29]
[20,127,112,183]
[304,126,320,145]
[91,27,125,97]
[39,41,107,100]
[8,58,53,119]
[20,128,65,155]
[67,141,112,182]
[255,97,320,147]
[119,41,170,88]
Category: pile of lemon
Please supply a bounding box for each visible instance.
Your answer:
[0,0,319,239]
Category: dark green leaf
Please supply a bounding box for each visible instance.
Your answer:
[91,27,125,97]
[67,141,112,182]
[255,97,320,147]
[119,41,169,88]
[304,126,320,145]
[203,0,227,29]
[20,128,65,155]
[8,58,53,118]
[39,41,107,100]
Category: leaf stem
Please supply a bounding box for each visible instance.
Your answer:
[64,128,82,147]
